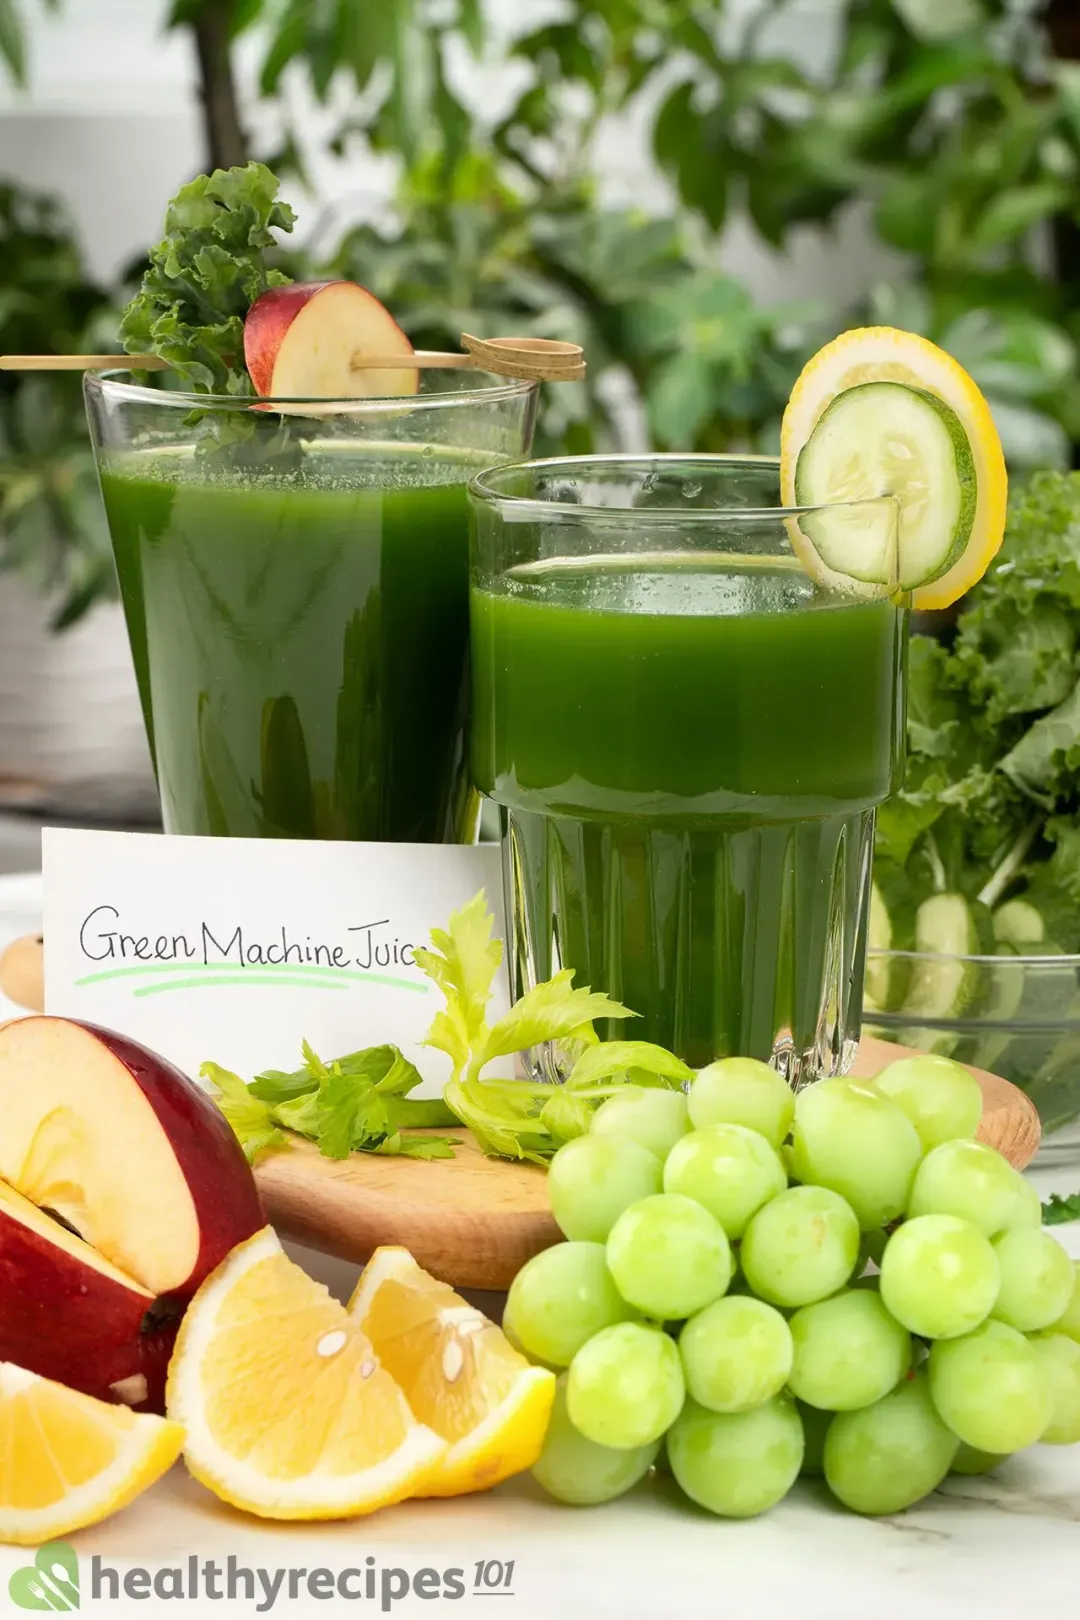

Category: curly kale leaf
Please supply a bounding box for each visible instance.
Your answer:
[952,598,1076,726]
[1000,678,1080,810]
[119,162,296,395]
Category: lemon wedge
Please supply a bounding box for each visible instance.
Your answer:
[0,1361,183,1544]
[166,1228,446,1520]
[780,325,1007,608]
[349,1246,556,1497]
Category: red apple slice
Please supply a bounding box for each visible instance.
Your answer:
[0,1180,173,1410]
[244,280,419,399]
[0,1017,263,1300]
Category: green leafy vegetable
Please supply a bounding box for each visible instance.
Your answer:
[1041,1191,1080,1226]
[204,1040,459,1164]
[565,1040,694,1092]
[119,161,296,395]
[202,1060,285,1163]
[877,472,1080,931]
[415,890,658,1162]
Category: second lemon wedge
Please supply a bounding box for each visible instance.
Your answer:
[350,1247,556,1497]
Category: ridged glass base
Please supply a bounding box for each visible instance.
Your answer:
[502,806,875,1088]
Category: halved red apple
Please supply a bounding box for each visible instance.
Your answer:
[0,1017,264,1411]
[0,1181,172,1410]
[243,280,419,399]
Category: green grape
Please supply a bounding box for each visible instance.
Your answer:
[797,1399,832,1476]
[929,1321,1051,1452]
[1028,1332,1080,1445]
[502,1299,557,1371]
[606,1193,732,1319]
[870,1054,983,1152]
[663,1124,786,1238]
[990,1228,1075,1333]
[532,1376,660,1505]
[548,1134,662,1242]
[907,1140,1038,1238]
[667,1394,803,1518]
[788,1289,911,1411]
[678,1296,793,1413]
[1050,1260,1080,1344]
[824,1370,958,1515]
[687,1057,795,1147]
[505,1242,636,1367]
[740,1185,860,1308]
[879,1214,1000,1340]
[951,1444,1006,1475]
[591,1086,690,1161]
[567,1322,685,1448]
[790,1079,922,1229]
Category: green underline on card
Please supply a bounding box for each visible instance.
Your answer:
[74,962,427,995]
[133,974,351,997]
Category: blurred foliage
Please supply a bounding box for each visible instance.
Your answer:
[645,0,1080,469]
[0,184,116,625]
[328,155,821,456]
[278,0,1080,467]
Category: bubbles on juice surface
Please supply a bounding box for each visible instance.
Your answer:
[503,554,826,618]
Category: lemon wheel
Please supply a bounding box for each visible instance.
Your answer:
[780,326,1007,609]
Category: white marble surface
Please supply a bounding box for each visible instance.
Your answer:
[1,871,1079,1617]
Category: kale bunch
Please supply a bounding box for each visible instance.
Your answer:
[877,470,1080,947]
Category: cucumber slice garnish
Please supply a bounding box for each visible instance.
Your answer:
[794,382,977,591]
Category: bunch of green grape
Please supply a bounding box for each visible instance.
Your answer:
[505,1053,1080,1517]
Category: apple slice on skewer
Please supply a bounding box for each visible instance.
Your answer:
[244,280,419,399]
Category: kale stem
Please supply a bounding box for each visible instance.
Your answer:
[977,818,1041,910]
[924,831,947,894]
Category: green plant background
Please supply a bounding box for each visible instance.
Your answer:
[1,0,1079,619]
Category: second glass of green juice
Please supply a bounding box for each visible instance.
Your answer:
[469,456,906,1083]
[84,371,537,842]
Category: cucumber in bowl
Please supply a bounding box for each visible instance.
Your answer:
[897,892,992,1054]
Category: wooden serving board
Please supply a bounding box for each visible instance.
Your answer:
[0,934,1043,1290]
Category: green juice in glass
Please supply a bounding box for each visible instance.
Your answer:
[100,446,484,841]
[471,557,906,1067]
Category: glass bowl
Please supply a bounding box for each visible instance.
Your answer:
[865,948,1080,1162]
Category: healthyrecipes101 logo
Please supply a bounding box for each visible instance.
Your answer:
[9,1542,80,1610]
[8,1543,518,1612]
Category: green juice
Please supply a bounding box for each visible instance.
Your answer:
[471,558,906,1067]
[100,446,482,841]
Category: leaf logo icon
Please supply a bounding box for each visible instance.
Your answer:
[8,1542,80,1610]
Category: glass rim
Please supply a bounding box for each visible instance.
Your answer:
[868,947,1080,967]
[84,369,539,414]
[468,452,900,524]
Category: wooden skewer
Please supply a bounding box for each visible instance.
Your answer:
[0,336,586,385]
[0,353,168,371]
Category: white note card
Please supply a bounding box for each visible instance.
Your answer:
[43,828,511,1094]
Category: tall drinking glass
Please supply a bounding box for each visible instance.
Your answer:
[85,373,538,842]
[469,456,906,1085]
